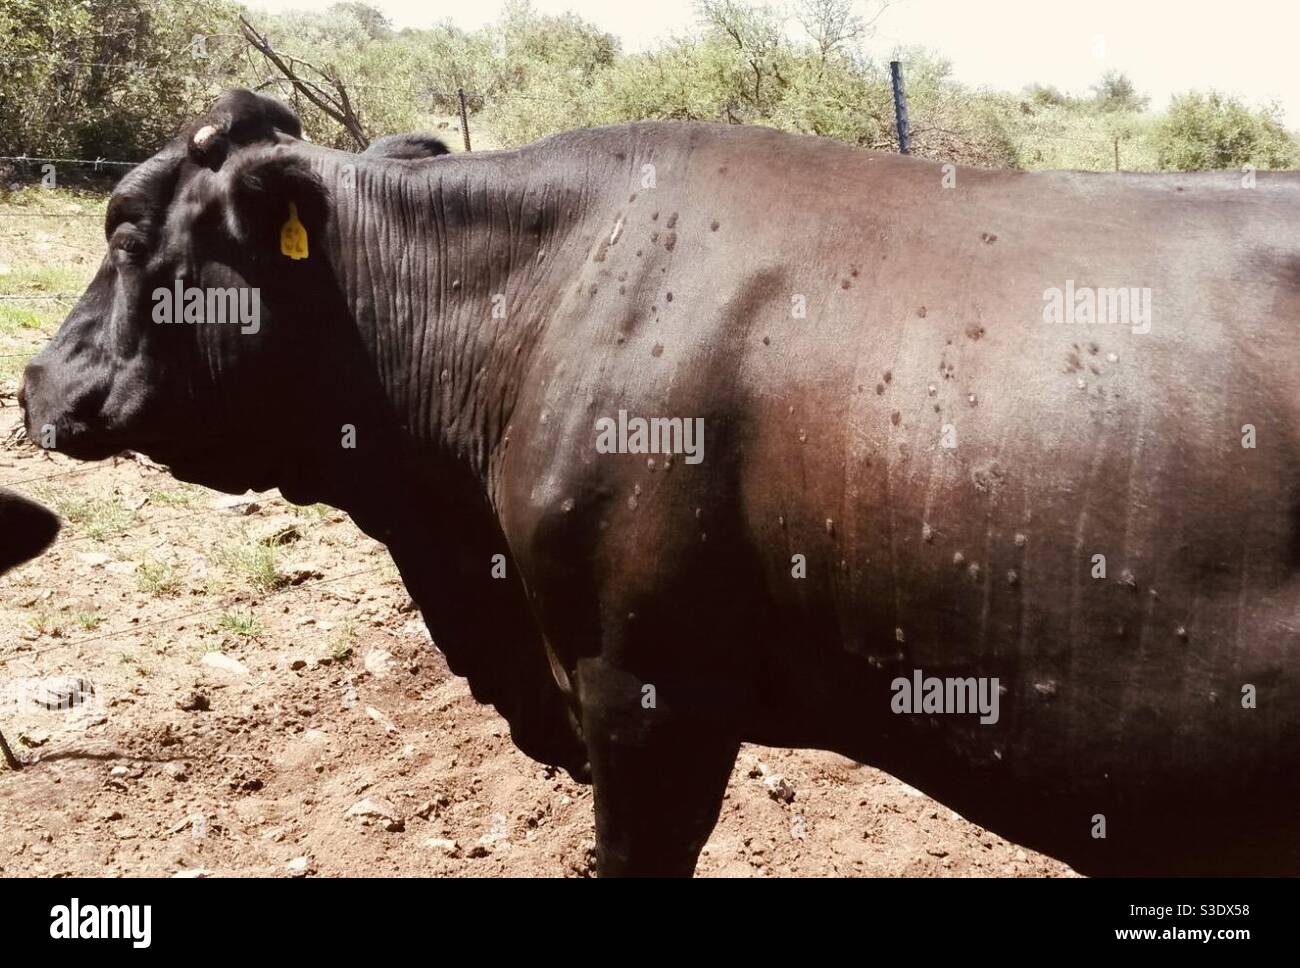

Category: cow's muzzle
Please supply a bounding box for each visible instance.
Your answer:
[19,360,120,460]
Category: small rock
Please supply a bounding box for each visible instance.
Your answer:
[18,729,50,748]
[211,494,261,515]
[284,562,325,585]
[177,690,210,711]
[401,619,432,643]
[263,525,302,546]
[171,869,213,878]
[346,796,402,824]
[363,649,396,678]
[166,814,199,835]
[201,652,248,676]
[286,856,312,877]
[290,659,307,671]
[423,838,461,856]
[77,552,111,567]
[763,774,796,804]
[365,706,399,735]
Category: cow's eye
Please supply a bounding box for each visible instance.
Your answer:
[111,230,148,260]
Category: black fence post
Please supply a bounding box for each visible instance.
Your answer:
[890,60,910,155]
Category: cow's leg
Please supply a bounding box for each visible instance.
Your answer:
[577,659,740,877]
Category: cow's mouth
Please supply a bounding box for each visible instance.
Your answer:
[25,419,128,462]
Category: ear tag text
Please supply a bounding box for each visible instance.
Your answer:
[280,202,309,260]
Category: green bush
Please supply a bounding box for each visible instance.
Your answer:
[1152,91,1297,171]
[0,0,245,161]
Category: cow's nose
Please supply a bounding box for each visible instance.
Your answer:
[18,362,41,431]
[18,362,39,407]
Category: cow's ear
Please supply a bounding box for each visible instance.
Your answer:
[187,89,302,170]
[223,148,330,259]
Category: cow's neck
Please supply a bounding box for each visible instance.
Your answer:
[325,151,603,514]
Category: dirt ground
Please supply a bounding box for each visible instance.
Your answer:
[0,186,1073,878]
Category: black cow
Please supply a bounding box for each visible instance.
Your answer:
[20,90,1300,876]
[0,490,60,576]
[0,489,59,769]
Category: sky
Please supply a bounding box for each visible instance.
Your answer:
[244,0,1300,124]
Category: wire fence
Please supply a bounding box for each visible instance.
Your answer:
[0,155,138,168]
[0,295,84,300]
[0,77,1144,178]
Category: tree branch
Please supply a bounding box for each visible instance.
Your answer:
[238,14,369,149]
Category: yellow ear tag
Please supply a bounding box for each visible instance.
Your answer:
[280,202,309,260]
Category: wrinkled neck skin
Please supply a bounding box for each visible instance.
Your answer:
[245,145,619,776]
[306,147,601,534]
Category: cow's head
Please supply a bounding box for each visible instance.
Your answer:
[0,490,60,576]
[19,90,434,500]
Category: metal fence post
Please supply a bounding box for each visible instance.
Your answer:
[890,60,910,155]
